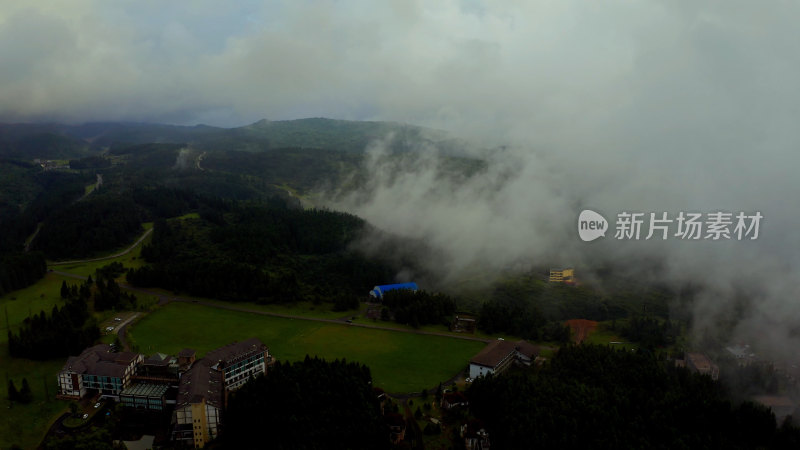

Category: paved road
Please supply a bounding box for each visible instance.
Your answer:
[49,227,153,266]
[114,312,140,351]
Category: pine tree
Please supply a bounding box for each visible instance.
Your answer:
[60,281,68,299]
[8,379,18,402]
[19,378,32,404]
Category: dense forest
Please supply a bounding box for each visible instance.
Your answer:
[33,194,143,259]
[224,356,388,449]
[467,345,800,449]
[478,290,571,343]
[473,273,680,343]
[127,199,400,303]
[0,252,46,296]
[380,289,456,328]
[8,282,99,359]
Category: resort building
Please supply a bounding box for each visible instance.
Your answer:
[549,267,575,283]
[172,338,270,448]
[119,383,170,411]
[57,344,143,400]
[685,352,720,380]
[469,339,539,379]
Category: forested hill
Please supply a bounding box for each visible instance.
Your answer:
[0,118,467,158]
[127,198,404,304]
[468,345,800,449]
[0,119,481,295]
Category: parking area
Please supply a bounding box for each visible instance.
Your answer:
[99,311,138,335]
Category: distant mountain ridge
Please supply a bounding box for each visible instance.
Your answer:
[0,118,466,159]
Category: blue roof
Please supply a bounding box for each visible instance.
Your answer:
[370,282,418,298]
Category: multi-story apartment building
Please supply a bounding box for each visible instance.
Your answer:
[172,338,270,448]
[57,344,143,400]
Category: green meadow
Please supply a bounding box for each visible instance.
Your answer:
[0,273,75,450]
[128,302,485,394]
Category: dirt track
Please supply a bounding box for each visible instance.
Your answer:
[565,319,598,344]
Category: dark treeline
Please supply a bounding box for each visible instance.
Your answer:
[127,199,397,303]
[8,283,99,359]
[34,194,142,259]
[478,290,571,343]
[92,274,137,311]
[467,345,800,449]
[0,169,88,252]
[130,186,203,220]
[381,289,456,328]
[0,252,46,296]
[224,356,388,450]
[69,155,111,170]
[7,378,33,404]
[618,315,682,349]
[475,277,676,343]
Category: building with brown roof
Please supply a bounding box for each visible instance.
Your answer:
[469,339,539,379]
[57,344,143,400]
[171,338,270,448]
[685,352,719,380]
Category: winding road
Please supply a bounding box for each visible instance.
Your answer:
[49,228,153,266]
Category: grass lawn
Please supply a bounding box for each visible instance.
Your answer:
[352,315,522,342]
[51,224,153,278]
[0,272,71,341]
[172,212,200,220]
[0,273,80,449]
[0,349,69,449]
[128,302,485,394]
[198,298,358,320]
[583,321,639,351]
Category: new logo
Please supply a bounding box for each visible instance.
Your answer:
[578,209,608,242]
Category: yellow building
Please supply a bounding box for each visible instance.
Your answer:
[172,338,270,448]
[549,267,575,283]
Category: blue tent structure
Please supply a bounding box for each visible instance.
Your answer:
[369,282,418,299]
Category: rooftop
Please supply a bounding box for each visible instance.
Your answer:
[176,338,267,407]
[121,383,169,398]
[204,337,267,368]
[61,344,138,377]
[470,340,515,368]
[686,353,714,371]
[177,362,223,408]
[514,340,539,359]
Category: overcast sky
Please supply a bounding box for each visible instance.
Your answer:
[2,1,799,357]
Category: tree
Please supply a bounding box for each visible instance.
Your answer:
[111,336,122,352]
[60,281,68,299]
[19,378,32,404]
[69,402,78,416]
[8,379,18,402]
[435,382,443,404]
[86,275,93,286]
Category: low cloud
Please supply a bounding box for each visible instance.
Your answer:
[2,1,799,361]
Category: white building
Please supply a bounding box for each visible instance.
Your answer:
[469,339,538,379]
